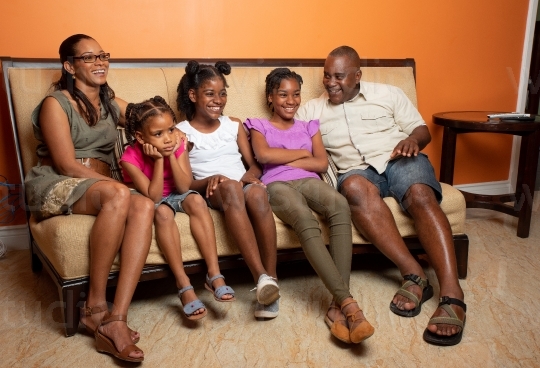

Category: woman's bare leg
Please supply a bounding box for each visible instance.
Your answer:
[73,182,152,359]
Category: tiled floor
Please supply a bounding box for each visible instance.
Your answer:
[1,193,540,367]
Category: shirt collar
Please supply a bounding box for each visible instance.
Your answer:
[345,82,365,103]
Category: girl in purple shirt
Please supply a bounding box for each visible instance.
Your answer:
[245,68,374,344]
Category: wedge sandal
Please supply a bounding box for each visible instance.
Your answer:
[423,296,467,346]
[94,315,144,363]
[390,274,434,317]
[80,302,140,343]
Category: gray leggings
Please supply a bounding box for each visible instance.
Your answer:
[268,178,353,304]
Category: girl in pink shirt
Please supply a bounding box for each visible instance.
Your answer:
[120,96,235,321]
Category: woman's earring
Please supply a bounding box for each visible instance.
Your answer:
[72,74,76,80]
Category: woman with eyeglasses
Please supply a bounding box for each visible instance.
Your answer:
[25,34,151,363]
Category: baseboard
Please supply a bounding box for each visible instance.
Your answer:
[0,224,30,251]
[454,180,513,195]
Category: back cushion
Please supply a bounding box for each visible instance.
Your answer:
[9,64,416,185]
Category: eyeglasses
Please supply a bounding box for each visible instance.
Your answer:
[72,53,111,63]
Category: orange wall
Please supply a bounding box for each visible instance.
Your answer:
[0,0,530,225]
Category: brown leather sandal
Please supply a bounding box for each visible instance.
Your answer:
[95,315,144,363]
[340,299,375,344]
[80,302,140,343]
[324,301,351,344]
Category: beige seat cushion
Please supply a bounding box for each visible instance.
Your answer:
[30,182,464,280]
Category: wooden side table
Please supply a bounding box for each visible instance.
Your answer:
[433,111,540,238]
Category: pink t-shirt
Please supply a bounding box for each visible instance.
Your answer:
[120,143,185,197]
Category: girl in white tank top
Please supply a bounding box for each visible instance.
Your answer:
[176,60,281,319]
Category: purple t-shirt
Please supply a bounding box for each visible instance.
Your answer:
[120,142,185,196]
[244,118,321,185]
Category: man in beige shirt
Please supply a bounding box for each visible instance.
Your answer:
[296,46,466,346]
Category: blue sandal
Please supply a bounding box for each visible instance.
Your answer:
[178,285,207,320]
[204,274,236,302]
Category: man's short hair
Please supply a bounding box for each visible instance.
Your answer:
[328,46,361,67]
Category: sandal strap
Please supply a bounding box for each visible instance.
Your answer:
[403,274,429,289]
[394,274,429,305]
[339,298,357,310]
[178,285,194,296]
[438,296,467,312]
[395,284,420,306]
[183,298,206,316]
[428,316,464,328]
[427,297,467,328]
[207,274,225,285]
[82,303,108,316]
[428,305,464,328]
[327,301,341,312]
[346,310,364,323]
[339,299,365,322]
[213,285,235,299]
[101,314,128,326]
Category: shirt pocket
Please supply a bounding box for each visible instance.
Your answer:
[319,124,338,148]
[319,124,336,136]
[360,110,395,133]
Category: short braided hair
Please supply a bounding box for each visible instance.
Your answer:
[264,67,303,110]
[176,60,231,121]
[124,96,177,147]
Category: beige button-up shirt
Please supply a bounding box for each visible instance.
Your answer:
[296,81,425,174]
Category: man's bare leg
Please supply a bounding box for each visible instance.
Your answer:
[403,184,465,337]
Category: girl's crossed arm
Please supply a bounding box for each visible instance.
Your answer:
[249,129,311,165]
[285,131,328,174]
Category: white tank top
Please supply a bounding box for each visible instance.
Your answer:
[176,116,246,181]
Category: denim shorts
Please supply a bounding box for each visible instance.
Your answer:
[157,190,199,214]
[206,182,269,210]
[336,153,442,210]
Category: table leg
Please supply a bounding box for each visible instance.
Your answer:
[515,130,540,238]
[439,127,457,184]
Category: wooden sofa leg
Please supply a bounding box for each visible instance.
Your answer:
[453,234,469,279]
[29,239,43,273]
[60,284,86,337]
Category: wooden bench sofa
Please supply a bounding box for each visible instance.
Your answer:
[0,57,469,336]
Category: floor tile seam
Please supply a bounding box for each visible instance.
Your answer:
[202,324,225,368]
